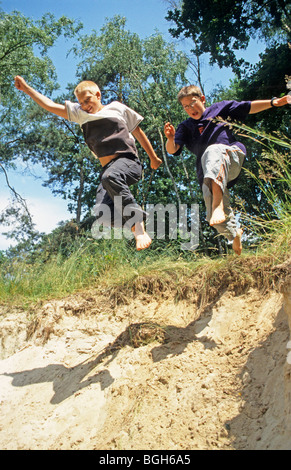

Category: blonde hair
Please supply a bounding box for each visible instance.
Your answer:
[177,85,203,103]
[74,80,101,97]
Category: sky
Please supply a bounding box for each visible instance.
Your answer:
[0,0,264,251]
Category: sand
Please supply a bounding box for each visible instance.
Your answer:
[0,283,291,450]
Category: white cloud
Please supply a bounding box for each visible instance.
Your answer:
[27,197,71,233]
[0,195,71,251]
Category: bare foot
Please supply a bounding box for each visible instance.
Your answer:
[210,181,226,226]
[210,205,226,226]
[135,232,152,251]
[232,228,243,255]
[131,223,152,251]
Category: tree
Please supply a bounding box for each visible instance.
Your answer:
[13,101,98,224]
[0,9,82,164]
[71,16,143,103]
[166,0,291,75]
[71,17,192,206]
[0,9,82,111]
[0,8,82,240]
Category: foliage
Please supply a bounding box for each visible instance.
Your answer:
[0,228,195,306]
[0,8,82,165]
[71,16,143,103]
[166,0,291,75]
[0,8,83,241]
[0,9,82,108]
[12,106,98,223]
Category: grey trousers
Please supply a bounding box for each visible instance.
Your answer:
[201,144,245,241]
[92,155,146,229]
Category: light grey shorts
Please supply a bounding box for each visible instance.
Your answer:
[202,144,245,193]
[201,144,245,241]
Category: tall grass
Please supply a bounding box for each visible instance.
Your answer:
[227,119,291,255]
[241,151,290,254]
[0,238,129,306]
[0,236,200,307]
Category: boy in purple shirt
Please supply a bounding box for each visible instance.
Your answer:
[164,85,290,255]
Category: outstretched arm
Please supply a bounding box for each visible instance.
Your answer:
[132,126,162,170]
[14,76,68,119]
[249,95,291,114]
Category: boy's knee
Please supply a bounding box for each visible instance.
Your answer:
[101,171,118,189]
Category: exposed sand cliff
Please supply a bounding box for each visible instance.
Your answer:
[0,258,290,450]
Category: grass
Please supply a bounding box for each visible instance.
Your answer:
[0,237,199,307]
[0,240,288,310]
[0,238,131,307]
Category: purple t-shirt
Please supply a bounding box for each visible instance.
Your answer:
[174,100,251,187]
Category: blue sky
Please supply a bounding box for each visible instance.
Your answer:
[0,0,263,250]
[1,0,182,94]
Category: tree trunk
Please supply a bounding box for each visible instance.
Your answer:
[76,162,84,224]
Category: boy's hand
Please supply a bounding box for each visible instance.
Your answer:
[272,95,291,107]
[150,155,163,170]
[14,76,28,92]
[14,75,68,119]
[164,121,181,155]
[164,122,175,139]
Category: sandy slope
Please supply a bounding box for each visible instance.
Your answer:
[0,285,291,450]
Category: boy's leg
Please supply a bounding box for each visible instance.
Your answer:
[202,144,229,226]
[100,157,151,250]
[201,144,244,254]
[222,188,243,255]
[93,180,151,250]
[210,181,226,226]
[232,229,243,256]
[202,144,245,220]
[93,181,117,227]
[202,184,243,255]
